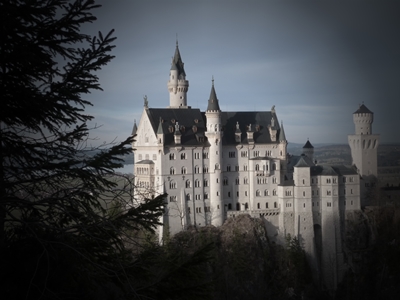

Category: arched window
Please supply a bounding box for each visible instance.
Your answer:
[257,203,260,209]
[170,167,175,175]
[244,177,248,184]
[245,203,249,210]
[186,194,191,201]
[215,163,220,170]
[272,163,276,170]
[195,179,200,187]
[256,190,261,197]
[236,203,240,211]
[266,202,269,208]
[169,181,176,189]
[235,178,240,185]
[255,164,260,171]
[273,189,276,196]
[181,167,186,174]
[274,202,277,208]
[185,180,191,188]
[264,189,269,196]
[228,203,232,210]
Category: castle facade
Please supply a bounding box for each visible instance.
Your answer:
[132,42,379,290]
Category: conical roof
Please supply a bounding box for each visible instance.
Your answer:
[170,42,186,78]
[279,122,286,142]
[354,104,373,114]
[131,121,138,136]
[157,118,163,134]
[206,79,221,111]
[294,156,310,168]
[303,139,314,149]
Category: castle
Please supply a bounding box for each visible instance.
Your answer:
[132,42,379,290]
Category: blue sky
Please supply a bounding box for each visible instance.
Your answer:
[82,1,400,146]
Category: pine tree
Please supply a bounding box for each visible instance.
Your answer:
[0,1,164,299]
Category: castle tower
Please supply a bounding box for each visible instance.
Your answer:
[167,41,189,108]
[348,104,379,177]
[302,139,314,162]
[205,79,224,226]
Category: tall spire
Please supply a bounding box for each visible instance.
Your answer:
[171,41,186,78]
[279,121,286,142]
[207,76,221,111]
[168,40,189,108]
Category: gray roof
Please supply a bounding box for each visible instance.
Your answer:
[171,43,186,78]
[310,164,357,176]
[294,156,310,168]
[156,118,163,134]
[131,122,138,136]
[287,154,314,170]
[279,122,286,142]
[215,111,281,145]
[146,108,208,146]
[303,140,314,149]
[206,82,221,111]
[354,104,373,114]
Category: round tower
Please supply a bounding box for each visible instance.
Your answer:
[205,79,224,226]
[167,41,189,108]
[353,103,373,135]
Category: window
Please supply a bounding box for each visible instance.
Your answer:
[343,177,347,183]
[185,180,191,188]
[169,153,175,160]
[194,165,200,173]
[273,189,277,196]
[215,163,220,170]
[253,151,260,157]
[266,202,269,208]
[204,193,208,200]
[303,191,306,197]
[274,202,277,208]
[204,179,209,187]
[181,153,186,160]
[194,152,200,159]
[181,167,187,174]
[256,190,261,197]
[216,191,219,196]
[257,203,260,209]
[205,206,211,212]
[349,177,354,182]
[285,190,292,196]
[228,203,232,210]
[302,179,305,184]
[264,190,269,196]
[228,192,231,198]
[203,152,209,159]
[187,207,191,214]
[235,178,240,185]
[203,166,209,173]
[235,165,239,171]
[244,177,248,184]
[333,178,337,183]
[327,190,331,196]
[327,202,332,207]
[195,194,201,200]
[186,194,191,201]
[241,151,248,157]
[229,151,236,158]
[227,165,231,172]
[272,177,277,184]
[169,181,177,189]
[195,179,200,188]
[170,167,175,175]
[326,178,331,183]
[255,164,260,171]
[303,203,305,208]
[169,196,177,202]
[272,163,276,171]
[243,164,248,171]
[196,207,202,213]
[245,191,248,196]
[223,178,228,186]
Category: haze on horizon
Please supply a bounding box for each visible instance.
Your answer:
[82,0,400,147]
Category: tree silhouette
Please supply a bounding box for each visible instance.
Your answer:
[1,1,164,299]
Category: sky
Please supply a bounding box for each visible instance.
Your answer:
[81,0,400,146]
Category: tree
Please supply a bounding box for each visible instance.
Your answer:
[1,1,164,299]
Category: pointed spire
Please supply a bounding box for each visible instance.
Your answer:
[279,121,286,142]
[206,76,221,111]
[171,40,186,77]
[131,120,138,136]
[303,139,314,149]
[157,117,163,134]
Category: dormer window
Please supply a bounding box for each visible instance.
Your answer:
[171,119,176,124]
[192,126,197,133]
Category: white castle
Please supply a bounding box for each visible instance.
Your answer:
[132,42,379,290]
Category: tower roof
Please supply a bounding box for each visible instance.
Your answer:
[354,104,373,114]
[170,41,186,78]
[206,79,221,111]
[278,122,286,142]
[303,139,314,149]
[294,156,310,168]
[157,117,163,134]
[131,121,138,136]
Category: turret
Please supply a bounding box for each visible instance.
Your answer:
[167,41,189,108]
[205,78,224,226]
[353,104,373,135]
[302,139,314,162]
[157,117,164,145]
